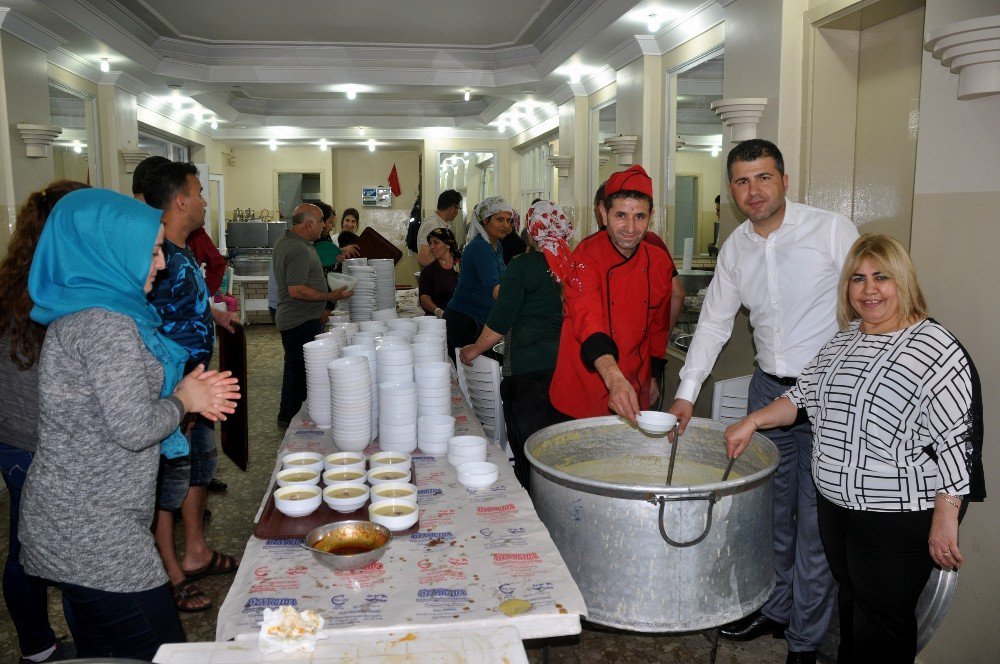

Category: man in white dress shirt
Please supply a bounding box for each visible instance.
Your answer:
[668,139,859,664]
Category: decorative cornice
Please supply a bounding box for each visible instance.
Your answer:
[121,149,150,174]
[16,124,62,158]
[548,155,573,177]
[99,71,148,96]
[925,14,1000,100]
[711,98,768,143]
[0,8,67,52]
[604,135,639,167]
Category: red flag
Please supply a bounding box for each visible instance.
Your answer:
[388,164,401,197]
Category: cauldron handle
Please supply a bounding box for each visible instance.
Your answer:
[647,492,718,548]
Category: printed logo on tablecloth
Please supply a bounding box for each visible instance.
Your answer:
[254,566,270,579]
[415,587,470,615]
[331,595,348,607]
[418,508,456,530]
[250,577,301,593]
[333,560,385,587]
[325,595,390,627]
[492,552,542,578]
[476,525,529,551]
[409,531,455,546]
[417,487,444,505]
[418,470,446,487]
[242,597,297,625]
[476,503,518,523]
[263,538,303,549]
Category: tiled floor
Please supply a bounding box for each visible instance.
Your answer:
[0,324,793,663]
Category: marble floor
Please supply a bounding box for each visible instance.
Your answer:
[0,324,795,663]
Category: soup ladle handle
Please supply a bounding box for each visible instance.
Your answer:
[721,456,736,482]
[665,423,679,486]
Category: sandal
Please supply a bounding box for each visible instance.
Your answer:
[173,579,212,613]
[184,550,240,580]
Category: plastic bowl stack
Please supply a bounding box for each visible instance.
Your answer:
[455,461,499,489]
[327,355,372,452]
[377,380,418,453]
[370,258,396,312]
[411,333,447,364]
[376,343,414,384]
[345,264,377,322]
[340,344,379,439]
[415,316,447,334]
[414,360,452,416]
[303,338,342,427]
[371,308,398,322]
[358,320,388,335]
[417,414,455,456]
[447,435,488,466]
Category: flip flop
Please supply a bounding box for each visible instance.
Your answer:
[173,579,212,613]
[184,550,240,580]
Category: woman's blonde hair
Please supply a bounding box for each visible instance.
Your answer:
[837,233,928,330]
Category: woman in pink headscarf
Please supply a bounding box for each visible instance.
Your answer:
[460,201,574,490]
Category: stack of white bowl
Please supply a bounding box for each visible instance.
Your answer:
[414,360,452,416]
[386,318,418,335]
[327,320,358,341]
[411,333,447,363]
[315,327,347,346]
[341,344,379,439]
[371,308,398,322]
[370,258,396,312]
[417,414,455,456]
[346,265,377,322]
[377,380,418,452]
[303,338,342,427]
[447,435,488,466]
[350,331,380,348]
[415,316,447,334]
[376,343,414,384]
[327,356,372,452]
[359,320,388,335]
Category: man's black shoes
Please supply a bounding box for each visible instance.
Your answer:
[718,610,787,641]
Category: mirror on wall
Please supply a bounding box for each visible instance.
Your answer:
[589,99,617,237]
[669,51,724,261]
[437,150,496,244]
[49,82,100,186]
[275,172,322,220]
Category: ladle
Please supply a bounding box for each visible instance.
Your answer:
[720,456,736,482]
[665,423,679,486]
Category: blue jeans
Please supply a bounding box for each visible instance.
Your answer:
[56,581,185,659]
[278,318,323,422]
[0,441,58,657]
[157,417,218,511]
[749,369,836,651]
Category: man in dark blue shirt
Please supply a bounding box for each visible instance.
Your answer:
[145,162,240,612]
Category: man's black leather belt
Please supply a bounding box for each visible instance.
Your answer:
[761,370,797,387]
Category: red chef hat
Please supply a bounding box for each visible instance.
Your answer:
[604,164,653,201]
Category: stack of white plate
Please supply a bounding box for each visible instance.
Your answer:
[328,356,372,452]
[376,343,414,384]
[417,414,455,456]
[370,259,396,312]
[414,360,452,416]
[371,308,398,322]
[346,265,377,322]
[415,316,447,334]
[303,338,342,427]
[378,380,417,452]
[411,333,447,363]
[341,344,379,439]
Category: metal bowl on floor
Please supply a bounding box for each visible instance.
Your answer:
[301,520,392,571]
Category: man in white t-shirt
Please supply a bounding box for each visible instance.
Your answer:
[416,189,463,267]
[668,139,859,664]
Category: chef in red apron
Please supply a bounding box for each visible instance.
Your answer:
[550,164,684,422]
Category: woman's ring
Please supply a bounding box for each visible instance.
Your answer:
[943,550,951,556]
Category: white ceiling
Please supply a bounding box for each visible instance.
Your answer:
[3,0,722,147]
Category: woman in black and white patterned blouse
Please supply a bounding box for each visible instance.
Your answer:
[724,233,984,664]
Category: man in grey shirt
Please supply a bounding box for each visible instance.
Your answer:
[273,203,353,427]
[416,189,462,267]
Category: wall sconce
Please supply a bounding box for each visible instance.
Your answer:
[548,155,573,177]
[121,149,150,174]
[16,124,62,158]
[711,98,768,143]
[925,14,1000,100]
[603,135,639,167]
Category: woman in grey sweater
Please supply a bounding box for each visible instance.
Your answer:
[19,188,241,660]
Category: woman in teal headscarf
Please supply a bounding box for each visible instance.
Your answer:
[19,188,241,659]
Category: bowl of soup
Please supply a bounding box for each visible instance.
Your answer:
[371,481,418,501]
[301,520,391,571]
[323,468,368,485]
[273,485,322,517]
[369,451,412,471]
[324,452,366,473]
[322,482,370,513]
[368,498,419,531]
[275,467,321,488]
[281,451,324,475]
[366,466,412,485]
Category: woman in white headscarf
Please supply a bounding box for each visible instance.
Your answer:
[444,196,512,355]
[459,201,573,489]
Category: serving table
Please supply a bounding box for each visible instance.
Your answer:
[214,375,586,646]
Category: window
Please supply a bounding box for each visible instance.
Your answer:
[139,129,189,162]
[519,141,552,213]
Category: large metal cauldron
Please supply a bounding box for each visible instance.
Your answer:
[525,416,779,632]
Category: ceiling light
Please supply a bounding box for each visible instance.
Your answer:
[711,147,720,157]
[319,139,328,151]
[497,119,506,133]
[73,141,83,154]
[367,139,376,152]
[358,127,366,136]
[569,71,581,84]
[269,139,277,151]
[210,120,218,130]
[647,13,662,32]
[99,58,110,73]
[346,85,358,100]
[195,109,203,122]
[464,89,471,101]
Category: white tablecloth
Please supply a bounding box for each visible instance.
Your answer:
[216,377,586,642]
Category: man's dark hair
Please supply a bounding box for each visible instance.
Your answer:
[726,139,784,181]
[437,189,462,211]
[144,161,199,211]
[337,231,359,247]
[131,155,170,195]
[593,183,606,208]
[315,201,334,222]
[530,198,543,206]
[715,194,721,205]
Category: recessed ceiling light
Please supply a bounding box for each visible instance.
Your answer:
[210,120,218,130]
[99,58,110,73]
[319,139,328,151]
[269,139,277,151]
[367,139,376,152]
[464,88,471,101]
[358,127,365,136]
[73,141,83,153]
[346,85,358,100]
[647,13,662,32]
